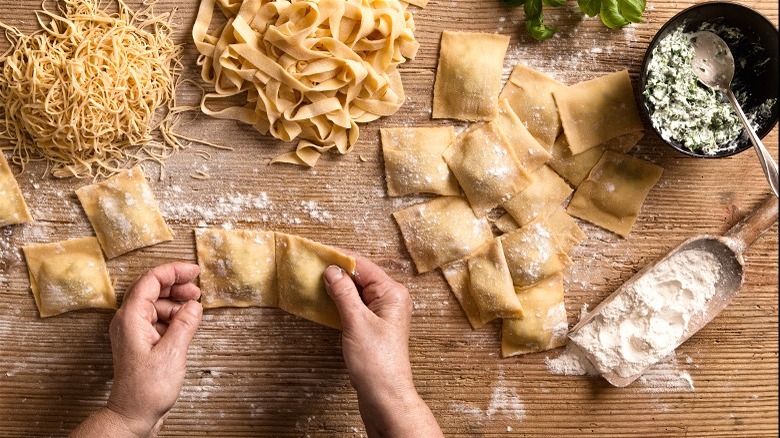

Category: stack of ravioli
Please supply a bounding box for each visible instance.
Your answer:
[387,31,663,357]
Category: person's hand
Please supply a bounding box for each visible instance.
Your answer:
[71,262,203,437]
[324,256,443,438]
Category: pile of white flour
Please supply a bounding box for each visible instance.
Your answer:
[569,249,722,378]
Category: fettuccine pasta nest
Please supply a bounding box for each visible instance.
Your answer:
[0,0,183,178]
[193,0,420,167]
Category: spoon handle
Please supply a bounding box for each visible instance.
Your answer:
[724,194,779,253]
[725,89,780,198]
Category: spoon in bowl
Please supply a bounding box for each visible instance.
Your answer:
[690,30,779,198]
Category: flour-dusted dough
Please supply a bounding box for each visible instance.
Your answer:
[381,127,460,197]
[393,196,494,273]
[432,31,510,121]
[195,229,278,309]
[275,233,356,330]
[548,131,644,187]
[554,70,644,155]
[499,64,566,150]
[0,153,32,227]
[567,150,663,237]
[501,218,571,287]
[443,124,532,217]
[494,213,520,234]
[502,165,572,227]
[442,261,490,329]
[23,237,116,318]
[490,99,551,172]
[545,207,587,253]
[501,273,567,357]
[76,166,173,259]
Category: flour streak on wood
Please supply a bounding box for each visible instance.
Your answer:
[0,0,778,436]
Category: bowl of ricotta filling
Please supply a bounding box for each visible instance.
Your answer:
[640,2,779,158]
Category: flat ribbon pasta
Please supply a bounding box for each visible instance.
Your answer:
[193,0,419,166]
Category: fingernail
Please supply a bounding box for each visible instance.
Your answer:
[323,265,343,285]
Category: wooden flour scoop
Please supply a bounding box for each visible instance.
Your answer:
[568,195,779,387]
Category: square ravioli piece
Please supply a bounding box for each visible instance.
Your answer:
[444,123,533,217]
[502,165,572,228]
[499,64,566,150]
[554,70,644,155]
[393,196,494,273]
[501,274,568,357]
[501,218,571,287]
[275,233,356,330]
[381,127,460,197]
[493,208,586,254]
[76,166,173,259]
[442,239,523,329]
[432,31,510,121]
[0,153,33,227]
[548,131,644,187]
[23,237,116,318]
[195,229,278,309]
[567,150,663,237]
[490,99,552,172]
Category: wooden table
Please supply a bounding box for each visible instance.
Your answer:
[1,0,777,436]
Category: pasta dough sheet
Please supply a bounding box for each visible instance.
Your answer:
[491,99,552,172]
[494,208,585,254]
[501,274,567,357]
[393,196,494,273]
[567,150,663,237]
[195,229,278,309]
[23,237,116,318]
[381,127,460,197]
[502,165,572,227]
[444,123,532,217]
[275,233,356,330]
[0,153,33,227]
[499,64,566,150]
[548,131,644,187]
[501,218,571,287]
[554,70,644,155]
[432,31,510,121]
[76,166,173,259]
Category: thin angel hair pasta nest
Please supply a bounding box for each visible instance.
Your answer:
[193,0,420,167]
[0,0,190,179]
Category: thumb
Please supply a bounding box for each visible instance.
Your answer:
[157,300,202,358]
[323,265,365,330]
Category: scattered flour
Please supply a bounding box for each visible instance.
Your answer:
[450,373,525,422]
[570,249,722,378]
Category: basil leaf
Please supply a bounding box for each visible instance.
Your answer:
[599,0,645,29]
[527,20,557,41]
[524,0,543,19]
[543,0,567,7]
[578,0,601,17]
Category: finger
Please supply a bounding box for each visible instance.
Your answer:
[154,298,185,322]
[352,256,395,288]
[156,300,202,357]
[155,321,169,338]
[124,263,201,311]
[160,282,202,302]
[323,265,366,330]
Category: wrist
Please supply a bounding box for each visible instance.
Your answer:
[103,404,160,438]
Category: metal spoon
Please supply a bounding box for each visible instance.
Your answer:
[568,195,778,387]
[690,31,779,198]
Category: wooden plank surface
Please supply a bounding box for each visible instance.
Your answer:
[0,0,778,436]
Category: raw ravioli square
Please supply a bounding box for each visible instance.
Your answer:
[275,233,356,330]
[76,166,174,259]
[490,99,552,172]
[499,64,566,150]
[393,196,493,273]
[548,131,644,187]
[381,126,460,197]
[567,151,663,237]
[443,123,532,217]
[23,237,116,318]
[432,31,510,121]
[501,218,571,287]
[554,70,644,154]
[501,274,567,357]
[0,153,33,227]
[502,165,572,227]
[195,229,278,309]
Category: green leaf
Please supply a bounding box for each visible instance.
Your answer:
[526,9,557,41]
[524,0,543,19]
[599,0,645,29]
[578,0,601,17]
[542,0,567,7]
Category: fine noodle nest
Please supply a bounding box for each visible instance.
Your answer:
[0,0,183,178]
[193,0,420,167]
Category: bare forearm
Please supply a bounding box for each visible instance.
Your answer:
[70,407,144,438]
[357,383,444,438]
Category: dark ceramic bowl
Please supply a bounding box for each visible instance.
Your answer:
[639,2,779,158]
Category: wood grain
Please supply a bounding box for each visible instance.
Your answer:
[1,0,778,436]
